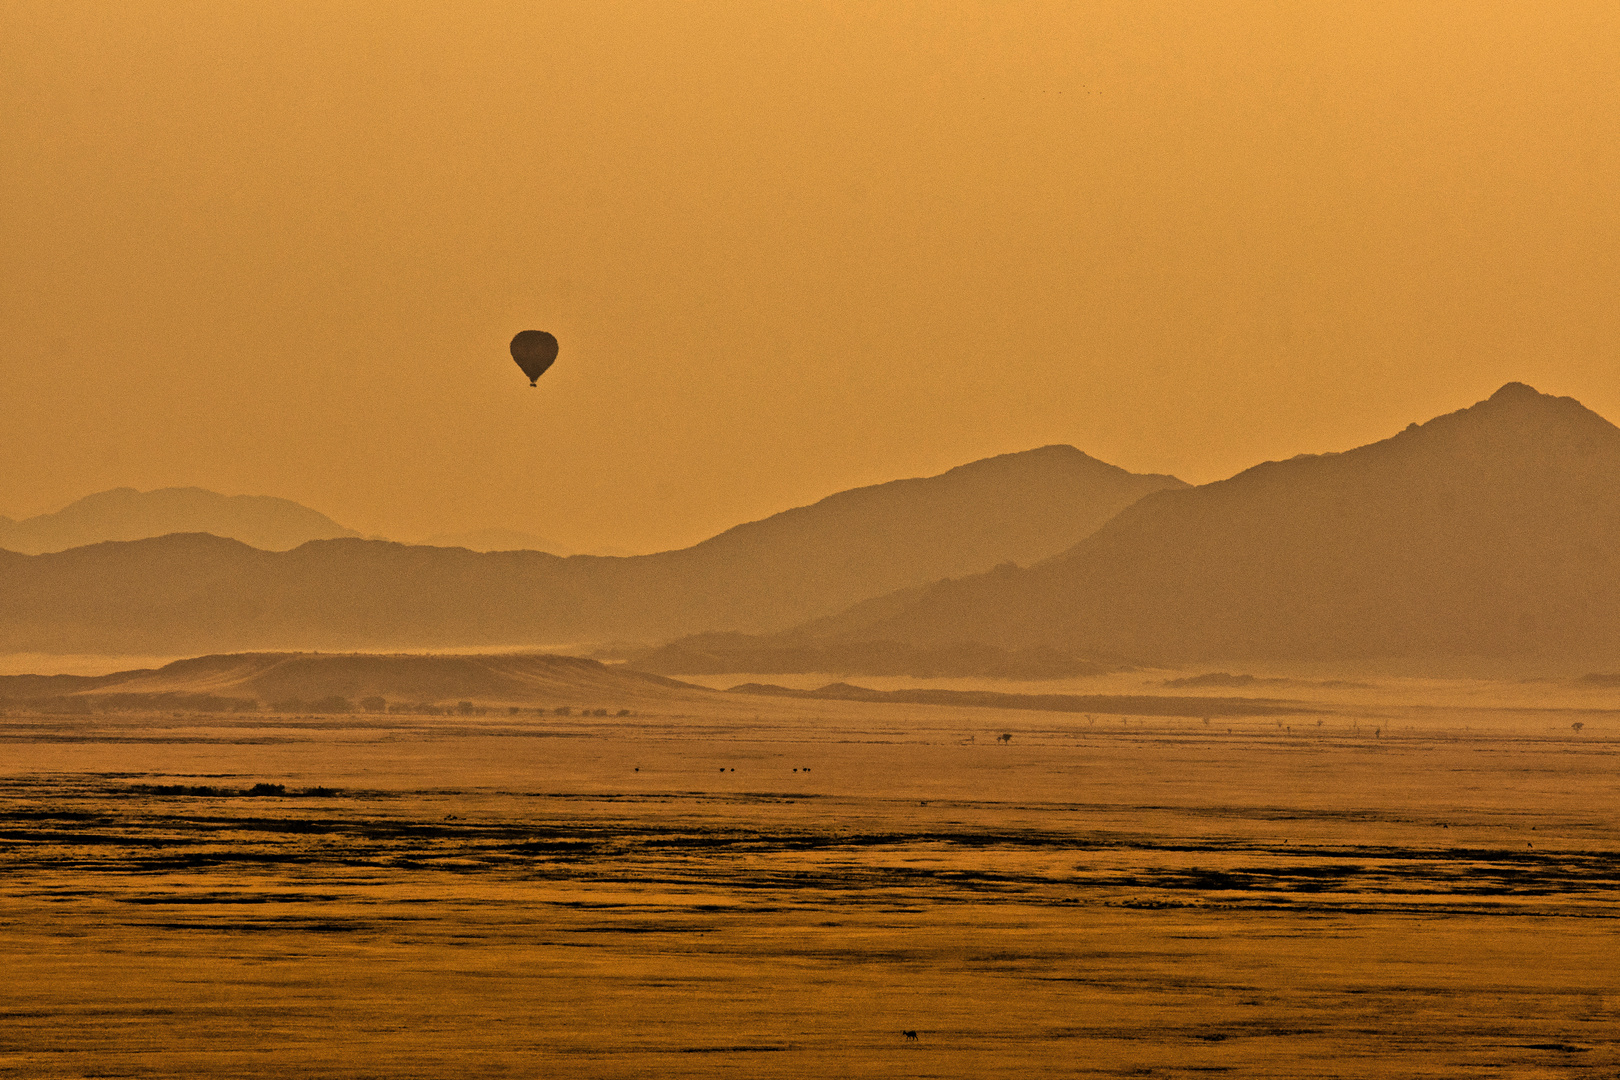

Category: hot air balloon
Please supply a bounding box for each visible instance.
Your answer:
[510,330,559,386]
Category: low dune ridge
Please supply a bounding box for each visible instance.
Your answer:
[1,650,1305,720]
[0,652,705,709]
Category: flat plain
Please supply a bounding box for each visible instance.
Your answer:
[2,675,1617,1078]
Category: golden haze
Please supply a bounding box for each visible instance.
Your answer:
[3,1,1617,552]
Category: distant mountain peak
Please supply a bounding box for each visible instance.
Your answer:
[1469,381,1603,420]
[930,444,1178,483]
[799,384,1620,667]
[1477,381,1597,411]
[1419,381,1618,444]
[678,445,1187,569]
[0,487,359,555]
[1488,381,1542,402]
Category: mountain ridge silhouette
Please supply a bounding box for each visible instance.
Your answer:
[0,486,360,554]
[0,446,1183,654]
[791,383,1620,665]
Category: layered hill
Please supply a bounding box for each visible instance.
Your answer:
[0,652,704,710]
[0,487,359,554]
[649,445,1184,601]
[0,447,1183,654]
[799,384,1620,665]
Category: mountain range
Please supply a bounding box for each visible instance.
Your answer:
[0,488,636,558]
[7,384,1612,670]
[788,383,1620,665]
[0,446,1182,654]
[0,487,359,554]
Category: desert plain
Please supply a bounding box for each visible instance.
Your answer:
[3,667,1616,1079]
[9,1,1620,1074]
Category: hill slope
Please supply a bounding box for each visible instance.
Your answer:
[622,445,1185,629]
[0,447,1183,654]
[0,487,359,554]
[803,384,1620,665]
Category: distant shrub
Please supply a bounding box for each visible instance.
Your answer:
[592,708,608,717]
[554,706,572,716]
[297,786,339,797]
[245,783,285,796]
[617,709,631,717]
[359,696,387,713]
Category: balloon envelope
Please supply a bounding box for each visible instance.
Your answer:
[510,330,559,385]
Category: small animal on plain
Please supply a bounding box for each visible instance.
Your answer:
[902,1030,918,1041]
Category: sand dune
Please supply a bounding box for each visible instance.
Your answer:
[0,651,708,710]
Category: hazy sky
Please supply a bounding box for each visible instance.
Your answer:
[4,2,1617,552]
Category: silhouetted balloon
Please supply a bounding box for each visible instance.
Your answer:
[510,330,559,386]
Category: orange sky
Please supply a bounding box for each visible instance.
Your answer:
[3,2,1617,552]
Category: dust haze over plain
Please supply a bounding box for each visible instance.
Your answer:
[4,3,1619,553]
[6,7,1620,1073]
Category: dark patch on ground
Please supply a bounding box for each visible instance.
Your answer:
[0,780,1613,921]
